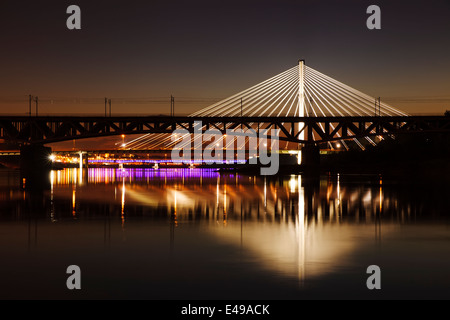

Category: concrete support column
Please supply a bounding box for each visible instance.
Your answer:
[78,152,89,185]
[20,144,52,190]
[301,144,320,167]
[78,152,89,168]
[83,153,89,169]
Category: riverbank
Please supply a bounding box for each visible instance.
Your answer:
[320,133,450,181]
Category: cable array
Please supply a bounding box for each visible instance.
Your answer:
[125,64,408,151]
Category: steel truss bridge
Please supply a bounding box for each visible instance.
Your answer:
[0,115,449,145]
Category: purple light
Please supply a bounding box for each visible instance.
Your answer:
[88,159,246,165]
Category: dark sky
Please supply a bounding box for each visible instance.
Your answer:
[0,0,449,118]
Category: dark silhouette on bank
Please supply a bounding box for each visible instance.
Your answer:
[321,132,450,180]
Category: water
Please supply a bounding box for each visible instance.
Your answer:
[0,168,449,299]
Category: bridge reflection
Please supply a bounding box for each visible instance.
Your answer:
[0,167,448,288]
[1,167,420,228]
[44,168,412,282]
[44,168,409,225]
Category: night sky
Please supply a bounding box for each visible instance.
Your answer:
[0,0,449,119]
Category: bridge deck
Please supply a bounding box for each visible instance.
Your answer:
[0,115,449,144]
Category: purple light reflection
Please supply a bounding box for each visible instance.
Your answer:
[88,159,246,164]
[53,168,227,185]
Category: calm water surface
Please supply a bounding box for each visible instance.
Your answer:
[0,168,449,299]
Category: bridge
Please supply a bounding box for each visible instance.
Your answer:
[2,60,449,149]
[1,115,449,145]
[2,59,450,187]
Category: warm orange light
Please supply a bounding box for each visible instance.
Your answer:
[72,189,76,217]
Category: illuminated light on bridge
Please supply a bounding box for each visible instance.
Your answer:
[85,158,247,165]
[125,60,408,153]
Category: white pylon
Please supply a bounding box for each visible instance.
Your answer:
[298,59,305,119]
[298,59,305,164]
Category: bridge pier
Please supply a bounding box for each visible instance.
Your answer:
[20,145,52,190]
[78,152,89,184]
[79,152,89,169]
[301,144,320,168]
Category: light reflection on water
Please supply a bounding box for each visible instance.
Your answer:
[0,168,450,299]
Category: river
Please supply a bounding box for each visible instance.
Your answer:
[0,168,449,299]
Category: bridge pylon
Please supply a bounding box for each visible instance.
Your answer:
[298,59,308,165]
[298,59,305,120]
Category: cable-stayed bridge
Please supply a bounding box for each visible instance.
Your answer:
[120,60,436,152]
[1,61,449,151]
